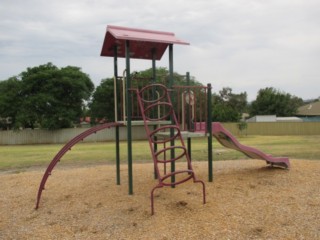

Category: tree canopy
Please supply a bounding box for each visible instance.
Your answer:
[212,87,248,122]
[88,78,115,123]
[0,63,94,129]
[249,87,303,117]
[1,63,310,130]
[0,77,22,129]
[130,67,202,87]
[88,67,203,123]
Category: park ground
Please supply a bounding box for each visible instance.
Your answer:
[1,159,319,239]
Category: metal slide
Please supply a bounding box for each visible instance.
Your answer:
[212,122,290,168]
[35,122,123,209]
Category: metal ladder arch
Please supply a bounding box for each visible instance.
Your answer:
[134,83,206,215]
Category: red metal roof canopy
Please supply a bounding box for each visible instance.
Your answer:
[100,25,189,60]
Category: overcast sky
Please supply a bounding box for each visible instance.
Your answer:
[1,0,319,101]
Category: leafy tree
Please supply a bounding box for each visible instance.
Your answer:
[134,68,204,120]
[0,77,22,129]
[131,67,201,87]
[88,67,203,123]
[212,87,248,122]
[237,122,248,136]
[88,78,115,123]
[250,87,303,117]
[0,63,94,129]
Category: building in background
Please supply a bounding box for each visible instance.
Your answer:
[296,101,320,122]
[246,115,303,123]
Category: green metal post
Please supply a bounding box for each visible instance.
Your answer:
[152,48,158,179]
[207,83,213,182]
[152,48,156,82]
[169,44,175,186]
[186,72,192,164]
[186,72,190,131]
[114,45,121,185]
[125,40,133,194]
[187,138,191,160]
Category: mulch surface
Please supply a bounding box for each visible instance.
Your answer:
[1,159,319,239]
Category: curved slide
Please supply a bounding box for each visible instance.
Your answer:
[35,122,123,209]
[212,122,290,169]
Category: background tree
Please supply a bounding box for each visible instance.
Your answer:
[249,87,303,117]
[88,78,115,123]
[0,77,22,129]
[132,67,201,86]
[212,87,248,122]
[0,63,94,129]
[135,68,203,120]
[88,67,203,122]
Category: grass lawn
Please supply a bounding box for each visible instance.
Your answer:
[0,135,319,171]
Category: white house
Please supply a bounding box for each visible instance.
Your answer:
[246,115,302,122]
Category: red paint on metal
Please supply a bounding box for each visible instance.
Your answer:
[35,122,124,209]
[134,84,206,215]
[101,25,189,60]
[210,122,290,168]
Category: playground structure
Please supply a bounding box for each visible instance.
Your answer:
[211,122,290,168]
[35,25,290,214]
[134,83,206,214]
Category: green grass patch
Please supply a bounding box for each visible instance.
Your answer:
[0,135,319,171]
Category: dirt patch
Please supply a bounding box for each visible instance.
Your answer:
[1,160,319,239]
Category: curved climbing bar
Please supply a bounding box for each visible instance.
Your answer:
[149,125,181,144]
[139,84,168,103]
[35,122,123,209]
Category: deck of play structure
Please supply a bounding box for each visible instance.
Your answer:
[35,25,290,214]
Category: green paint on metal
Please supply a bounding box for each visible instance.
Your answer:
[152,48,158,180]
[207,83,213,182]
[114,45,121,185]
[187,137,192,160]
[125,40,133,194]
[168,44,175,186]
[186,72,191,131]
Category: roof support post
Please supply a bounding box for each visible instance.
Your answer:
[207,83,213,182]
[125,40,133,195]
[151,48,158,179]
[114,45,121,185]
[186,72,191,131]
[152,48,156,83]
[151,48,157,122]
[168,44,174,88]
[168,44,175,186]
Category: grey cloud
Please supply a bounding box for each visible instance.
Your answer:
[1,0,319,101]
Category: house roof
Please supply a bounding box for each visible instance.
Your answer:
[297,101,320,116]
[100,25,189,60]
[246,115,276,122]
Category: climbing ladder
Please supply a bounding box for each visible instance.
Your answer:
[134,83,206,214]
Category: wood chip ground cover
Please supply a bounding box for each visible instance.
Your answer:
[0,160,319,239]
